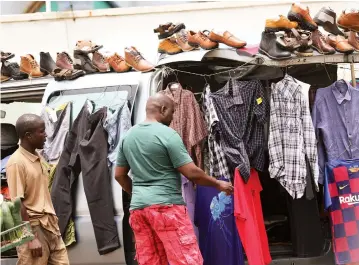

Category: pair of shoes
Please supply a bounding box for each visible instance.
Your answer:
[73,40,109,74]
[1,61,28,82]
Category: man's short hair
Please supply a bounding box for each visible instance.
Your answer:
[15,114,43,138]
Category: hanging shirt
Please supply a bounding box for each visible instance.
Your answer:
[312,80,359,184]
[211,79,268,182]
[324,159,359,265]
[103,101,132,167]
[195,177,244,265]
[202,85,230,179]
[161,83,208,168]
[268,75,319,199]
[40,103,71,164]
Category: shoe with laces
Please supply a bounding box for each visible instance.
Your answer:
[175,29,196,51]
[187,30,219,50]
[288,3,318,31]
[107,53,131,73]
[124,47,155,73]
[20,54,44,78]
[2,61,28,80]
[92,51,110,72]
[56,52,74,70]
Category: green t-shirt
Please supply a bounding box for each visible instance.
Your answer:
[116,122,192,210]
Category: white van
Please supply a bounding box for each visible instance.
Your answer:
[1,50,338,265]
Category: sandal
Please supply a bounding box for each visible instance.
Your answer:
[154,22,185,40]
[276,29,312,51]
[74,40,103,54]
[53,68,85,81]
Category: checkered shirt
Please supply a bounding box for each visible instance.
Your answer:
[161,83,208,168]
[211,79,268,182]
[268,75,319,199]
[325,160,359,264]
[202,86,230,179]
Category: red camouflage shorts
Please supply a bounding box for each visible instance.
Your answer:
[129,204,203,265]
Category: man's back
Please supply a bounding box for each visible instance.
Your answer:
[117,122,192,210]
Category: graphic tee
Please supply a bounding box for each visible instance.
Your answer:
[194,177,244,265]
[324,159,359,264]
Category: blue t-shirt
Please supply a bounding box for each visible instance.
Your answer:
[194,177,244,265]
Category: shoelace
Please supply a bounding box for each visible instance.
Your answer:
[177,31,188,43]
[130,50,143,63]
[29,59,39,69]
[64,53,73,64]
[114,54,123,64]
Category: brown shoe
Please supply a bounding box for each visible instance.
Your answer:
[187,31,219,50]
[56,52,74,70]
[158,37,183,55]
[265,15,298,32]
[346,31,359,51]
[107,53,131,73]
[338,10,359,32]
[92,51,110,72]
[175,29,196,51]
[288,3,318,31]
[20,54,44,78]
[75,40,103,54]
[326,34,354,54]
[124,47,155,73]
[311,30,335,54]
[154,22,185,40]
[73,51,98,74]
[208,30,246,49]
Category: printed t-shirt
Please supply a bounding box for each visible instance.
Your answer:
[116,122,192,210]
[324,159,359,264]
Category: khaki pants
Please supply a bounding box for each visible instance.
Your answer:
[16,225,69,265]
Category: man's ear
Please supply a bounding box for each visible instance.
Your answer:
[24,132,31,139]
[160,105,166,114]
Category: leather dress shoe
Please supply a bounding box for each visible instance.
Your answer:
[326,35,354,54]
[311,29,335,54]
[259,32,292,60]
[314,7,344,36]
[346,31,359,51]
[338,10,359,32]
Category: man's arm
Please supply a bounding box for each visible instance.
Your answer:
[115,166,132,195]
[177,162,233,195]
[167,133,233,194]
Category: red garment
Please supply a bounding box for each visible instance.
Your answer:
[129,205,203,265]
[1,186,10,200]
[234,168,272,265]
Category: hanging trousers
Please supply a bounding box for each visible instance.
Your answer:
[285,157,324,257]
[51,104,120,255]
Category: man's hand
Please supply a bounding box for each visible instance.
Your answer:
[216,180,234,195]
[28,234,42,258]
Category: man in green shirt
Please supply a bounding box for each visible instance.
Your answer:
[115,93,233,265]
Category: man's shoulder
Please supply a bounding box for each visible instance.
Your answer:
[6,149,24,167]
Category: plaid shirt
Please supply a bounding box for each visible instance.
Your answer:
[202,86,230,179]
[268,75,319,199]
[211,79,268,182]
[161,83,208,168]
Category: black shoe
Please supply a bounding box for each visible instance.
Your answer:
[259,32,292,60]
[314,7,344,36]
[73,50,97,74]
[1,61,28,80]
[40,52,57,75]
[1,51,15,62]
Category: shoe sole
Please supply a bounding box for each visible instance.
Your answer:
[125,62,155,73]
[313,19,344,36]
[258,48,292,60]
[294,50,313,57]
[188,42,219,50]
[334,48,354,54]
[20,70,44,78]
[288,11,318,31]
[158,49,183,55]
[311,45,335,55]
[0,75,11,82]
[158,24,186,40]
[265,27,295,33]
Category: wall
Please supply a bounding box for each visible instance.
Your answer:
[1,1,358,69]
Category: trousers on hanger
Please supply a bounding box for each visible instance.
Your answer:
[51,104,120,255]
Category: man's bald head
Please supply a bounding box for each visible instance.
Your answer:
[146,93,175,126]
[15,114,47,149]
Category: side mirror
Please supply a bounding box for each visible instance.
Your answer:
[0,110,6,119]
